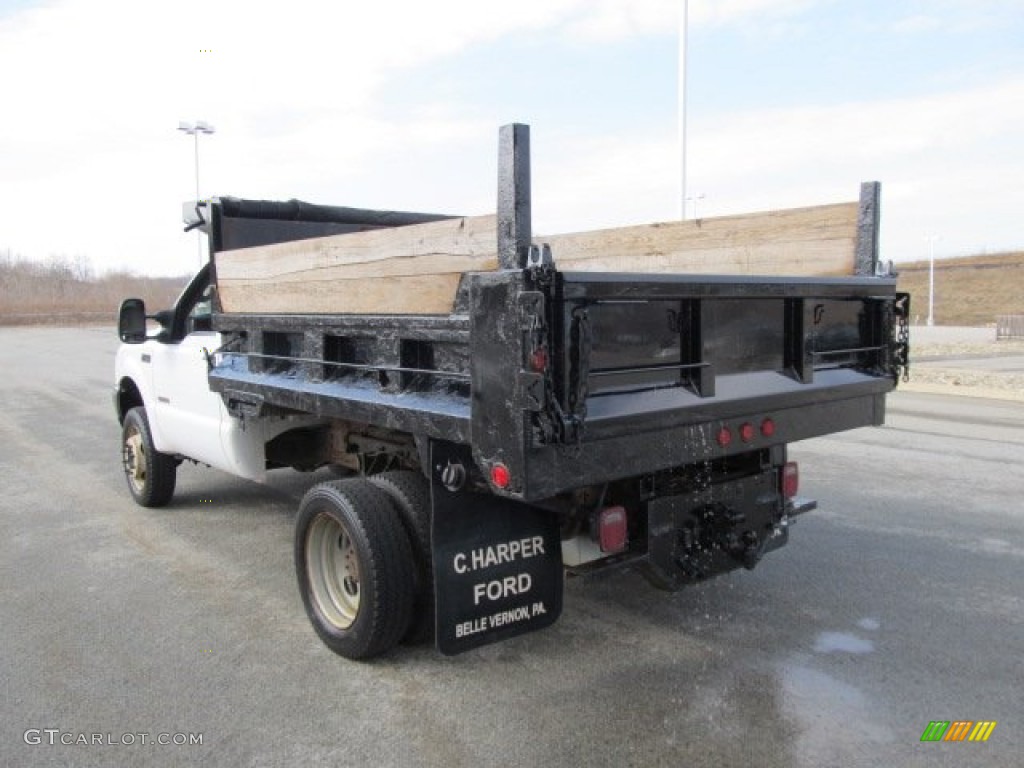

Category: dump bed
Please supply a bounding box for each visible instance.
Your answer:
[205,124,908,501]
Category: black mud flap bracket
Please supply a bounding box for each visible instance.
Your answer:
[430,441,563,655]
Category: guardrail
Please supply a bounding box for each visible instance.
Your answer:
[996,315,1024,340]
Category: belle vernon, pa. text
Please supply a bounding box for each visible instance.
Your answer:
[452,536,550,639]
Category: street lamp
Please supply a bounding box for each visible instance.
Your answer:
[178,120,215,267]
[925,235,940,327]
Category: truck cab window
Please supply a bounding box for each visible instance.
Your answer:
[185,284,214,334]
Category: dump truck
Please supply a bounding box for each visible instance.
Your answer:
[114,124,909,659]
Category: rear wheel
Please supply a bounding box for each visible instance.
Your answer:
[369,470,434,644]
[295,478,416,659]
[121,407,176,507]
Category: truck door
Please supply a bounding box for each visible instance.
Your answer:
[149,274,229,469]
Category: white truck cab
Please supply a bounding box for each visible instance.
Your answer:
[114,263,324,505]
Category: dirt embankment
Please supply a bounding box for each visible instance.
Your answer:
[895,251,1024,327]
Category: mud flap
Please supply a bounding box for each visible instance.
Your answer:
[430,442,563,655]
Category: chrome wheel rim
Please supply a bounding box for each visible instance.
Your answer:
[123,425,147,494]
[306,512,360,630]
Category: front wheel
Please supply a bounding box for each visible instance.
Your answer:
[295,478,416,660]
[121,407,176,507]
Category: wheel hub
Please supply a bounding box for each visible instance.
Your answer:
[123,429,146,493]
[306,513,361,630]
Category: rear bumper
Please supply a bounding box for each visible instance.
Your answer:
[518,389,888,501]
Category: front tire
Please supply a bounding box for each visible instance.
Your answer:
[295,478,416,659]
[121,407,176,507]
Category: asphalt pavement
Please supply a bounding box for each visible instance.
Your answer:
[1,326,1021,767]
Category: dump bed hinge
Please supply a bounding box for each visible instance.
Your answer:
[222,389,266,420]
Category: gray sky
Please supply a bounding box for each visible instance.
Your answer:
[1,0,1021,276]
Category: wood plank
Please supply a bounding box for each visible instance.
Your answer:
[219,274,465,315]
[538,202,859,277]
[216,215,498,315]
[215,199,863,316]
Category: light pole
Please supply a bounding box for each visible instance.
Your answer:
[925,235,940,327]
[178,120,215,267]
[678,0,689,220]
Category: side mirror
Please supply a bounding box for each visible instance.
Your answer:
[118,302,176,343]
[118,298,147,343]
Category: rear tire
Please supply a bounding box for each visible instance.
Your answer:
[295,478,416,659]
[369,470,434,644]
[121,407,176,507]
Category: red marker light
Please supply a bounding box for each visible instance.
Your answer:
[598,506,628,553]
[490,463,510,489]
[761,418,776,438]
[529,346,548,373]
[781,462,799,498]
[716,427,733,447]
[740,422,755,443]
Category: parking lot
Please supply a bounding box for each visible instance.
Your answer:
[2,326,1021,767]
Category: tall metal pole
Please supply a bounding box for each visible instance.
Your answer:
[193,131,201,205]
[926,235,938,326]
[192,131,202,268]
[178,121,215,269]
[678,0,688,220]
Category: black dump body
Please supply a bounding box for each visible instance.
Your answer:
[207,237,908,505]
[204,124,909,504]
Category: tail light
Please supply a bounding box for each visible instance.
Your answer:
[716,416,778,448]
[597,506,628,553]
[490,463,510,489]
[529,346,548,373]
[781,462,799,498]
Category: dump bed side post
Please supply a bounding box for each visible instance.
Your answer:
[497,123,532,270]
[467,271,533,497]
[855,181,881,276]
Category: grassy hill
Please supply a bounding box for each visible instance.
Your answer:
[0,253,188,325]
[895,251,1024,327]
